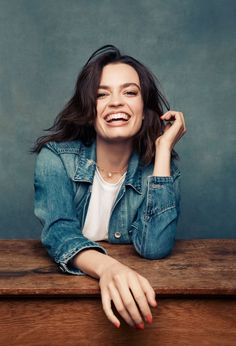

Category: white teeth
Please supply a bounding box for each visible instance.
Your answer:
[105,113,130,122]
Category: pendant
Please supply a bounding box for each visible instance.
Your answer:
[108,172,112,178]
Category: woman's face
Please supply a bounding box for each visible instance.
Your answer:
[95,63,144,144]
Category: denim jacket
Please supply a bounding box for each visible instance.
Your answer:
[34,140,181,275]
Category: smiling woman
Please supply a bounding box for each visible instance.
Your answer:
[32,45,186,330]
[95,64,144,150]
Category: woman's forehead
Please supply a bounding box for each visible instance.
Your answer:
[99,63,140,86]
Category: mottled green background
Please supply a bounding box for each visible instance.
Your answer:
[0,0,235,239]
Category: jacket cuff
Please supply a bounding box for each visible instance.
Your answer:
[55,240,107,275]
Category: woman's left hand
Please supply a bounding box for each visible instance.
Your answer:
[156,110,187,150]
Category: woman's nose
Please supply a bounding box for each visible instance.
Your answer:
[109,93,124,107]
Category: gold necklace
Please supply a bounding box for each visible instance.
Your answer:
[96,164,128,178]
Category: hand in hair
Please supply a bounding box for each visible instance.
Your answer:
[156,110,187,151]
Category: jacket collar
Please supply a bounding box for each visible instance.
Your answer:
[46,140,179,196]
[125,151,143,194]
[73,141,143,194]
[47,140,145,194]
[74,141,97,183]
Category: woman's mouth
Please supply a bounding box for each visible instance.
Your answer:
[104,112,131,123]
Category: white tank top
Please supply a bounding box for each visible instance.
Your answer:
[82,168,126,241]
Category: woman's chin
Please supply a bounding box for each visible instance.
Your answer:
[97,135,133,145]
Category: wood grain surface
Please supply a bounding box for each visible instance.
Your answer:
[0,240,235,346]
[0,297,235,346]
[0,240,235,296]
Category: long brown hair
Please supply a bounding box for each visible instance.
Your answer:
[32,45,178,164]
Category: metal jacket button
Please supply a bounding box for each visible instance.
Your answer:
[114,231,121,239]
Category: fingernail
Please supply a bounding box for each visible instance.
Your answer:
[135,322,144,330]
[153,300,158,308]
[145,314,153,324]
[114,322,120,328]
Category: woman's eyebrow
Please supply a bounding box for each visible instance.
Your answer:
[98,83,141,90]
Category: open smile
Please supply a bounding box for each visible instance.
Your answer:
[104,112,131,123]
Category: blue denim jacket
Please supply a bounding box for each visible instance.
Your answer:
[34,140,181,275]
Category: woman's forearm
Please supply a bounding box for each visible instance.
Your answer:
[153,144,171,177]
[71,249,118,279]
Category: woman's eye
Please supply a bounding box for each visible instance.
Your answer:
[97,93,107,98]
[125,91,138,96]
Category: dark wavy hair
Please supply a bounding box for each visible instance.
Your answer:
[32,44,177,164]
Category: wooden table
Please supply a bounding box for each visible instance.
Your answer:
[0,240,235,346]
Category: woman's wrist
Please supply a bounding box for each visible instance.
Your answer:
[96,255,120,278]
[71,249,118,279]
[153,144,171,177]
[155,138,172,152]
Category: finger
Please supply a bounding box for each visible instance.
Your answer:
[161,110,178,121]
[128,276,153,324]
[108,283,135,328]
[161,111,182,124]
[101,288,121,328]
[137,275,157,308]
[161,113,180,131]
[173,111,186,133]
[163,122,172,133]
[177,111,186,132]
[113,275,144,326]
[162,111,186,135]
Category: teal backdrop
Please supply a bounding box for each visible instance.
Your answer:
[0,0,235,239]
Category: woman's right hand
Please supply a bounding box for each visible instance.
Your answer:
[98,260,157,329]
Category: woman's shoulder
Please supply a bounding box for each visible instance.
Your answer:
[35,140,85,180]
[36,139,96,180]
[35,140,85,174]
[43,140,84,155]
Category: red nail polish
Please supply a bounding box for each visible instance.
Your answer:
[145,314,153,324]
[135,322,144,330]
[114,322,120,328]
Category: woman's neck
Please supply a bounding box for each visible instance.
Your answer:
[96,138,132,173]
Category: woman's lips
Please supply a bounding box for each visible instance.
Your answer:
[105,112,131,123]
[106,120,130,127]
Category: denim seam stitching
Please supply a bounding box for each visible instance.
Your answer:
[55,243,107,263]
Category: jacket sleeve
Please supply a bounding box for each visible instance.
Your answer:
[129,162,181,259]
[34,147,107,275]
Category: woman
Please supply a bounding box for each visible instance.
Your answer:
[33,45,186,329]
